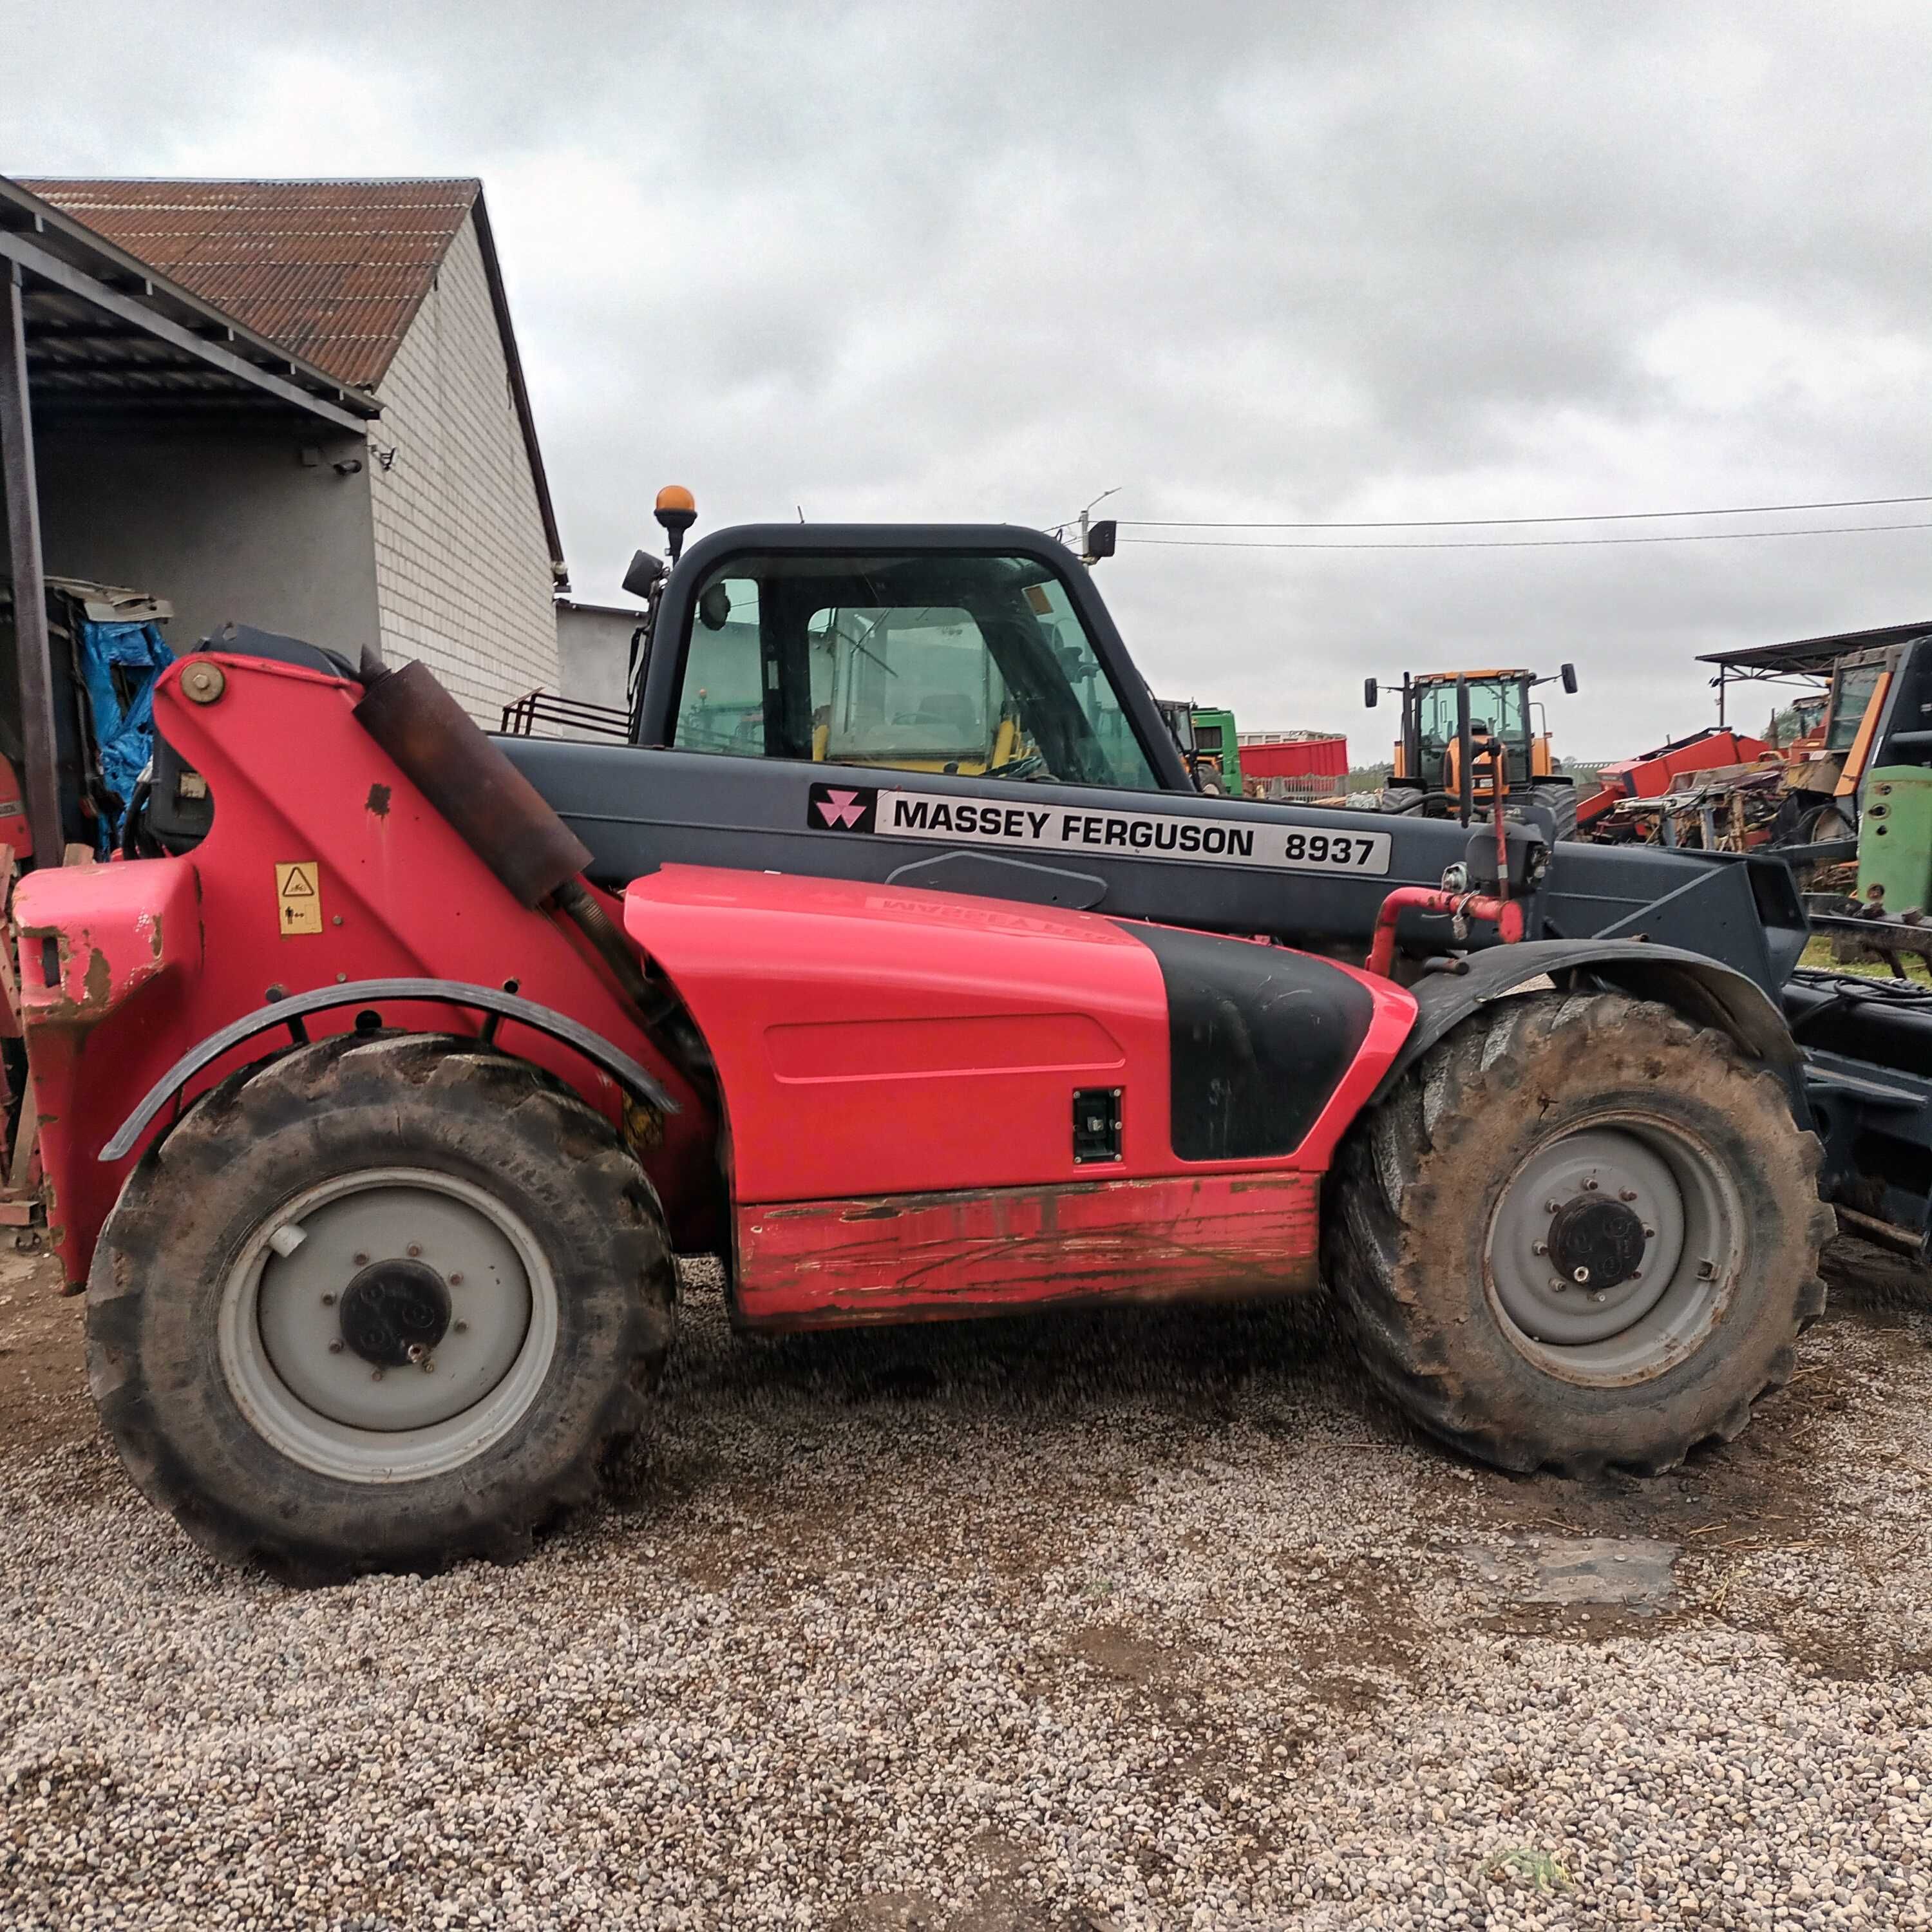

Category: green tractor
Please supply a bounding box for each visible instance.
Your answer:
[1157,699,1242,795]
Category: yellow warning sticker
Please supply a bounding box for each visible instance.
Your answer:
[275,861,323,935]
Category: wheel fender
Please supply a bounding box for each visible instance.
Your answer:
[99,978,679,1162]
[1369,940,1801,1106]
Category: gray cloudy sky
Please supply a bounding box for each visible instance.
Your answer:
[8,1,1928,754]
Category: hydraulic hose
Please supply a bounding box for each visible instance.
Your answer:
[553,878,676,1025]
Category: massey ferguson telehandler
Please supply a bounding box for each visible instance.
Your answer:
[21,498,1932,1581]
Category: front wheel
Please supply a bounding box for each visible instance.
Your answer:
[1323,990,1830,1474]
[88,1032,676,1580]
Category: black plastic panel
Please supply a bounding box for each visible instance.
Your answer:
[1125,923,1375,1162]
[498,735,1800,994]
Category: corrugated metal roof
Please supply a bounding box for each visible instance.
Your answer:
[18,178,480,388]
[1699,621,1932,677]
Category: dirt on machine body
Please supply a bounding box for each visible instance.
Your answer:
[23,498,1931,1582]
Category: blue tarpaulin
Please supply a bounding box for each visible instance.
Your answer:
[77,619,174,849]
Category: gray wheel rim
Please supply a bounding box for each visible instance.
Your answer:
[218,1168,559,1484]
[1484,1111,1745,1387]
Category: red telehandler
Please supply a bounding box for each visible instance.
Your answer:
[15,504,1848,1580]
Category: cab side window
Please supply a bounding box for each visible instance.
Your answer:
[669,553,1160,790]
[672,578,766,755]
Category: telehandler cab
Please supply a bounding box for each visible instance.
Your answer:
[14,499,1865,1580]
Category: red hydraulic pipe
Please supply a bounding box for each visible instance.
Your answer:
[1366,887,1525,980]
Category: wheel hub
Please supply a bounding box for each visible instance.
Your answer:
[338,1260,451,1368]
[1488,1127,1685,1347]
[245,1177,538,1438]
[1546,1195,1647,1293]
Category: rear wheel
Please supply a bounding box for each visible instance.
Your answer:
[88,1032,675,1580]
[1524,781,1580,841]
[1323,991,1830,1473]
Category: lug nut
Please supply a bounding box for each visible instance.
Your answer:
[1642,1226,1656,1240]
[1582,1178,1600,1192]
[371,1368,384,1381]
[320,1292,336,1307]
[353,1253,369,1267]
[1531,1240,1548,1256]
[1572,1266,1591,1285]
[407,1244,422,1258]
[1619,1188,1638,1203]
[1549,1278,1567,1294]
[1589,1291,1606,1304]
[406,1343,427,1363]
[453,1321,468,1334]
[328,1340,343,1354]
[1544,1200,1560,1215]
[448,1273,464,1287]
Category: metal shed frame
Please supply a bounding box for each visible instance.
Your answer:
[0,173,381,859]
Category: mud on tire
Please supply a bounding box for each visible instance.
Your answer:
[1323,990,1832,1475]
[88,1032,676,1581]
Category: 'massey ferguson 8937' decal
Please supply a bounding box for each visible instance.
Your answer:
[806,782,1392,876]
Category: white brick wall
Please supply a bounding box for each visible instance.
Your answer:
[368,213,560,724]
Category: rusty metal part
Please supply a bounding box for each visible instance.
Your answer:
[179,662,227,706]
[553,878,668,1019]
[1833,1201,1926,1256]
[353,655,590,907]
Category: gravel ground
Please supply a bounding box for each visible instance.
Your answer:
[2,1240,1929,1930]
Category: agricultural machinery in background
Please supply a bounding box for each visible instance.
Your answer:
[1365,662,1583,836]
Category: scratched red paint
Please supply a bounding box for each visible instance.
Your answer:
[734,1171,1320,1328]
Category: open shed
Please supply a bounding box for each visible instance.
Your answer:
[1,175,382,857]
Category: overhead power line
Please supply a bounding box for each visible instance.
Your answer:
[1117,493,1932,531]
[1119,520,1932,553]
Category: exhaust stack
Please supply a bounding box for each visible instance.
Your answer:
[353,652,592,907]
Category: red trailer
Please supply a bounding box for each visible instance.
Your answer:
[1237,732,1349,782]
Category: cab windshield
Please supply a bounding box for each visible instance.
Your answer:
[1416,677,1526,750]
[1826,665,1883,753]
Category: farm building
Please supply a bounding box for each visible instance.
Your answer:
[3,173,565,747]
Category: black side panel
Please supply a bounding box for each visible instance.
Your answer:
[1126,923,1375,1161]
[497,737,1804,998]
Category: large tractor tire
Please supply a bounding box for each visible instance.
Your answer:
[88,1032,675,1581]
[1323,990,1830,1475]
[1525,781,1580,842]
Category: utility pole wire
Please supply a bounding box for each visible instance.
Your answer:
[1118,493,1932,531]
[1119,520,1932,553]
[1075,486,1120,560]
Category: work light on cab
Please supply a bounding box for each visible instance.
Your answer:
[654,484,697,564]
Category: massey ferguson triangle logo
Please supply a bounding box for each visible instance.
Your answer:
[807,782,877,833]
